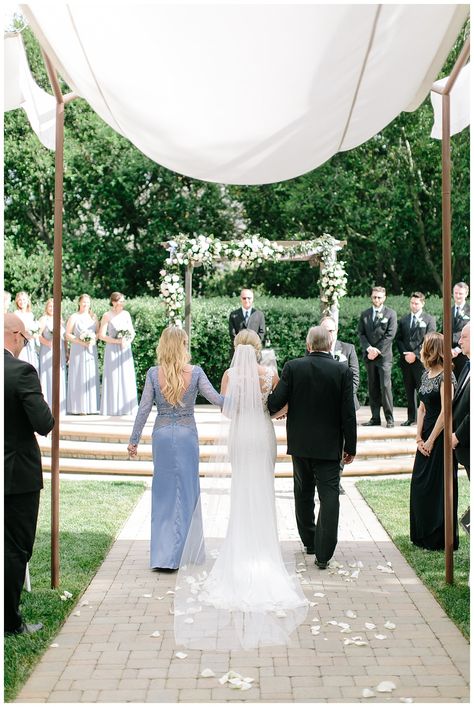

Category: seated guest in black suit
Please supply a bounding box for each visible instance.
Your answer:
[395,292,436,426]
[4,313,54,636]
[453,323,470,479]
[228,288,265,356]
[320,316,360,495]
[450,282,470,380]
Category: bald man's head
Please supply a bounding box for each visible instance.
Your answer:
[459,323,470,359]
[4,313,27,358]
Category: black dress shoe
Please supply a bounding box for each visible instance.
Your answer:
[315,560,328,569]
[386,420,395,428]
[6,622,43,636]
[400,419,415,427]
[305,547,315,554]
[362,419,381,427]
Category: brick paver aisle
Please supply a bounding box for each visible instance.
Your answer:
[16,478,469,703]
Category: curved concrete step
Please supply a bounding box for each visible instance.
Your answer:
[41,456,415,477]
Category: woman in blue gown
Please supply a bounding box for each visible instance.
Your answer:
[128,326,223,570]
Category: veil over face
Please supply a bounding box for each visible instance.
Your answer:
[174,344,308,651]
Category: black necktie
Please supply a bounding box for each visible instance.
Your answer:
[244,311,249,325]
[410,316,417,332]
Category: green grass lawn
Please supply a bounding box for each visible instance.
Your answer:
[4,479,145,702]
[357,476,470,640]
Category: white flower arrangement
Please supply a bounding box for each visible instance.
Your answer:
[28,322,40,337]
[158,232,347,324]
[79,330,96,345]
[116,329,132,340]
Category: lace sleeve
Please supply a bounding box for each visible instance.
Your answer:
[129,368,155,444]
[197,367,224,408]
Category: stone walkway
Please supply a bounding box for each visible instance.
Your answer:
[16,478,469,703]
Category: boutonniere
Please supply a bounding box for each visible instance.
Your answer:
[463,314,470,320]
[419,320,427,328]
[334,350,347,362]
[379,316,388,324]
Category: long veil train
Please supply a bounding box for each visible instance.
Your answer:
[174,344,308,650]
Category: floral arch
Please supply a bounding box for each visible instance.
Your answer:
[158,233,347,336]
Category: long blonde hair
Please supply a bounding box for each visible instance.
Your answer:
[157,327,190,406]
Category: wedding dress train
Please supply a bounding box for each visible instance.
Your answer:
[174,345,308,650]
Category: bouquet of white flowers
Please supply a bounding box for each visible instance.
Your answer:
[28,322,40,337]
[116,329,132,341]
[79,331,96,345]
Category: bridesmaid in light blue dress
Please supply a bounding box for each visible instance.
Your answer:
[38,298,67,415]
[65,294,100,414]
[15,291,39,371]
[128,327,223,570]
[99,292,138,416]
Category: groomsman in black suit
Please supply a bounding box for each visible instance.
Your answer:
[395,292,436,426]
[267,326,357,569]
[4,313,54,635]
[320,316,360,495]
[453,323,470,479]
[228,288,265,354]
[358,286,397,428]
[450,282,470,380]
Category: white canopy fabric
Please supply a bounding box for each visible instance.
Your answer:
[4,32,56,149]
[430,63,470,139]
[20,4,468,184]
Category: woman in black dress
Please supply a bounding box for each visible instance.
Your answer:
[410,332,458,550]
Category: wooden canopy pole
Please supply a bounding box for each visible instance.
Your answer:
[41,49,76,588]
[431,36,470,584]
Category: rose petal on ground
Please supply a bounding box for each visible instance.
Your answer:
[50,643,59,648]
[345,610,357,619]
[351,570,360,579]
[362,688,376,698]
[387,561,393,567]
[296,568,307,573]
[73,611,81,617]
[313,592,325,597]
[337,622,350,630]
[63,590,73,598]
[59,595,67,601]
[175,652,187,659]
[166,590,175,595]
[150,630,161,637]
[377,564,395,574]
[184,617,194,624]
[80,599,89,606]
[376,680,396,693]
[240,682,252,691]
[200,669,215,678]
[309,602,318,607]
[365,623,376,630]
[384,621,396,630]
[375,634,387,640]
[143,593,152,598]
[399,698,413,703]
[326,620,338,625]
[275,610,287,618]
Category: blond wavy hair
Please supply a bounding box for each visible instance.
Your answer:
[234,329,262,362]
[156,327,190,406]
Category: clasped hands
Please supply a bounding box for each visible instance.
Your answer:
[366,346,381,361]
[416,438,433,457]
[127,443,138,458]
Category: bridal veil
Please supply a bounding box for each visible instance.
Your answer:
[174,344,308,650]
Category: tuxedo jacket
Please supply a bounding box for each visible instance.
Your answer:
[451,303,470,347]
[334,339,360,410]
[395,312,436,358]
[4,350,55,495]
[229,307,265,342]
[267,351,357,460]
[358,306,397,364]
[453,363,470,465]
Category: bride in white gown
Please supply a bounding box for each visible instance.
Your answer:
[174,330,308,650]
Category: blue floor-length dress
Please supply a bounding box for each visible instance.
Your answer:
[129,366,223,569]
[39,320,67,415]
[100,314,138,416]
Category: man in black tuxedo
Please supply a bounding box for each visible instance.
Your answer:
[228,289,265,355]
[450,282,470,380]
[4,313,54,636]
[453,323,470,479]
[395,292,436,426]
[358,286,397,428]
[320,316,360,495]
[267,326,357,569]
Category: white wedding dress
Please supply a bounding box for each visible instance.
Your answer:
[174,345,308,650]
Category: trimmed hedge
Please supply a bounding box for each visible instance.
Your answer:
[29,294,444,407]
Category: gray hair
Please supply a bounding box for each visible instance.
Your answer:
[306,325,331,353]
